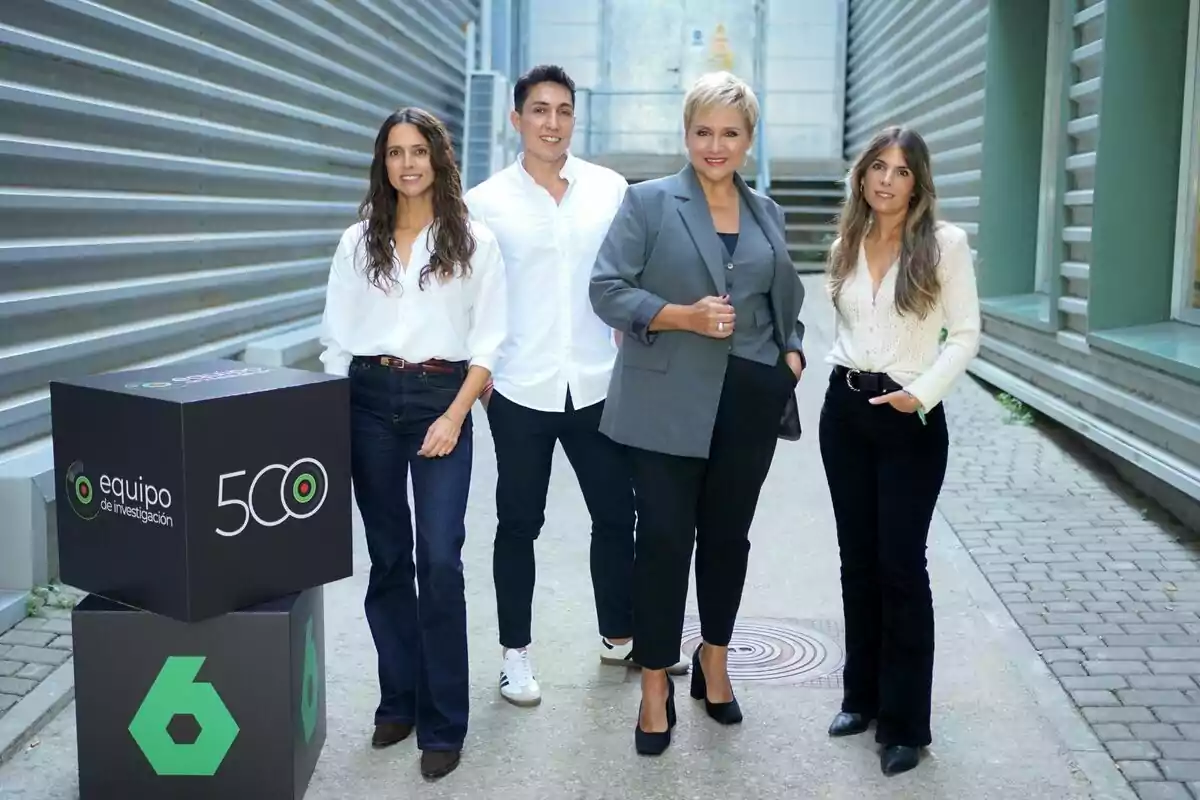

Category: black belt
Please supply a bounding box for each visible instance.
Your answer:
[833,365,902,395]
[352,355,464,374]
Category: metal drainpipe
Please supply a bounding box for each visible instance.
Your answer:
[753,0,771,193]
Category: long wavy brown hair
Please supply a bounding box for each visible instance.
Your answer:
[828,126,941,318]
[358,107,475,291]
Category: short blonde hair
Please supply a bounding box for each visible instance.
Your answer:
[683,71,760,134]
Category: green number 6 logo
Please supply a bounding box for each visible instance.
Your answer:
[128,656,240,776]
[300,617,319,743]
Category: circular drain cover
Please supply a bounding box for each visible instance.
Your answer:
[680,618,843,684]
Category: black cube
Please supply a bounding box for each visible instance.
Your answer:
[72,586,326,800]
[50,358,351,622]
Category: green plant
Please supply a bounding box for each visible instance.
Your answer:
[25,583,79,617]
[997,392,1034,425]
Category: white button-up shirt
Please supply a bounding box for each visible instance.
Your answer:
[464,153,628,412]
[317,219,508,377]
[825,221,981,410]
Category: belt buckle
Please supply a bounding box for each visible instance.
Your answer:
[380,356,408,369]
[845,368,861,392]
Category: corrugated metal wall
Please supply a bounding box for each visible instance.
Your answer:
[843,0,989,247]
[1054,0,1105,350]
[0,0,478,459]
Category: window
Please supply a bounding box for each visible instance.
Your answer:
[1175,0,1200,324]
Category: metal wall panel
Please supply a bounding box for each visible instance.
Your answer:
[843,0,989,247]
[1057,0,1105,348]
[0,0,478,460]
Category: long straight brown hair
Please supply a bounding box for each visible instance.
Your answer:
[827,126,942,318]
[358,107,476,292]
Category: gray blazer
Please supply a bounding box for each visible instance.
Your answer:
[589,164,806,458]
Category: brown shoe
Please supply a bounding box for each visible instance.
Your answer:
[371,722,413,748]
[420,749,461,780]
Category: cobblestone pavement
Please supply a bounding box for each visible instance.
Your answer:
[0,612,72,714]
[0,582,79,743]
[943,371,1200,800]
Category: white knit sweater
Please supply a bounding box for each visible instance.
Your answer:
[824,221,982,411]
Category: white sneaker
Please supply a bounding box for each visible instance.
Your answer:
[499,648,541,707]
[599,638,690,676]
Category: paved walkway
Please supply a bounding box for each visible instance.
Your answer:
[0,277,1175,799]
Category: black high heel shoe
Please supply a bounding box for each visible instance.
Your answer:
[634,677,676,756]
[690,643,743,725]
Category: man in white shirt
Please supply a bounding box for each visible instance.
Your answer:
[465,65,688,707]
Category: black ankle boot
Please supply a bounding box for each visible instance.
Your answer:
[880,745,920,775]
[690,644,742,725]
[828,711,872,737]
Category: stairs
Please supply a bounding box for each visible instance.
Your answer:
[769,177,844,273]
[622,173,845,274]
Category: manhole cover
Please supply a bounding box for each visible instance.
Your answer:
[680,617,844,687]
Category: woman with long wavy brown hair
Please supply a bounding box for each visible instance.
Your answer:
[819,126,980,776]
[318,107,507,780]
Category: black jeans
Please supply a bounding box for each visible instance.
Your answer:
[349,357,472,752]
[818,367,949,748]
[486,389,635,649]
[627,355,796,670]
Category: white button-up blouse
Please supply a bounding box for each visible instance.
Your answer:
[824,221,982,410]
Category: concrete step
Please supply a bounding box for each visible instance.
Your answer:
[0,591,27,635]
[778,204,841,217]
[771,187,844,199]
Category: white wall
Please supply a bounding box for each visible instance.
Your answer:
[527,0,602,90]
[525,0,602,150]
[765,0,844,162]
[523,0,845,163]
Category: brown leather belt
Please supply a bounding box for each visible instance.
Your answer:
[353,355,462,374]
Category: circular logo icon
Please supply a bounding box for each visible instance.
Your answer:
[65,460,100,520]
[282,459,326,519]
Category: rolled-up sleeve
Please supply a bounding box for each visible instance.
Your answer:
[465,230,508,373]
[903,227,982,410]
[590,187,668,345]
[318,229,358,377]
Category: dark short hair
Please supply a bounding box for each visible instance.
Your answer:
[513,64,576,112]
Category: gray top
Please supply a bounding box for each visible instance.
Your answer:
[589,164,806,458]
[718,200,780,367]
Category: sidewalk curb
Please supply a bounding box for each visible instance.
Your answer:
[0,658,74,767]
[932,509,1137,800]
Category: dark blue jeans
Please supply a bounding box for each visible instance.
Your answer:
[349,357,472,752]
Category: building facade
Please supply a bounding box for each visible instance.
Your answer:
[0,0,480,624]
[844,0,1200,527]
[521,0,846,178]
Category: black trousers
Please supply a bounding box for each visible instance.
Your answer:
[627,355,797,670]
[818,367,949,748]
[487,390,635,649]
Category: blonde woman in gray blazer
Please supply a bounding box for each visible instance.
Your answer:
[589,71,806,756]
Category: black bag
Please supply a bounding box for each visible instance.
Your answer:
[779,391,801,441]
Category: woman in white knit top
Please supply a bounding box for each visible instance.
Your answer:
[819,126,981,777]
